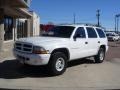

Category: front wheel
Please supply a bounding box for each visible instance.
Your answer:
[48,52,67,75]
[94,48,105,63]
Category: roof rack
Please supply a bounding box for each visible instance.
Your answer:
[75,23,99,26]
[58,23,99,27]
[57,23,105,29]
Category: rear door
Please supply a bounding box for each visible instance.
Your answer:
[86,27,98,56]
[95,28,107,50]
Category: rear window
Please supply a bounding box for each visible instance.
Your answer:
[96,28,106,38]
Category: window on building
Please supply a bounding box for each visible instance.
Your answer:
[17,19,27,39]
[86,27,97,38]
[74,27,86,38]
[4,16,13,41]
[96,28,106,38]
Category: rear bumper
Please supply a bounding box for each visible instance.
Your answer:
[106,45,109,52]
[13,50,50,66]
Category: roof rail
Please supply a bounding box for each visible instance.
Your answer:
[75,23,99,26]
[57,23,105,29]
[58,23,99,26]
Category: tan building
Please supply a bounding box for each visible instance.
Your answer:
[0,0,40,52]
[29,11,40,36]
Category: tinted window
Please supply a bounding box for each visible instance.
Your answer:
[74,27,86,38]
[86,27,97,38]
[42,26,75,38]
[96,28,106,38]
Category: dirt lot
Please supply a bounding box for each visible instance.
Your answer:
[0,41,120,90]
[106,41,120,60]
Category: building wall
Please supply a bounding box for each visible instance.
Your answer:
[0,0,31,8]
[30,12,40,36]
[0,0,33,52]
[23,0,32,7]
[0,9,4,51]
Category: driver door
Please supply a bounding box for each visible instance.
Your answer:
[70,27,89,60]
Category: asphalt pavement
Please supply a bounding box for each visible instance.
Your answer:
[0,41,120,90]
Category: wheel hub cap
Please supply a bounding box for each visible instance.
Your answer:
[100,51,104,61]
[56,58,65,72]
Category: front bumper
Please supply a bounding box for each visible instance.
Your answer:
[13,50,50,66]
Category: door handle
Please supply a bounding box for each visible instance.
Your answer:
[98,41,100,43]
[85,42,88,44]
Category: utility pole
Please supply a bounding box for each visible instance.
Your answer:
[96,9,100,26]
[117,16,119,33]
[115,14,120,34]
[115,15,117,33]
[73,13,76,24]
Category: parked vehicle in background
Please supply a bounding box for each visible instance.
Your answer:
[106,32,120,41]
[13,24,108,75]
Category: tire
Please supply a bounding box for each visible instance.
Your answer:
[113,38,116,42]
[94,48,105,63]
[23,63,31,67]
[48,52,67,75]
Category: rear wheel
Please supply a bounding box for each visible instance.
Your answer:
[48,52,67,75]
[94,48,105,63]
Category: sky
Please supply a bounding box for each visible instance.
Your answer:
[30,0,120,29]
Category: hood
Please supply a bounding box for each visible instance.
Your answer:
[17,36,69,46]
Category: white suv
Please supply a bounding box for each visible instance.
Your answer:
[13,24,108,75]
[106,32,120,41]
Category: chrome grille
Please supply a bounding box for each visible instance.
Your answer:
[15,42,33,53]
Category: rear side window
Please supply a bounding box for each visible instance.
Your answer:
[75,27,86,38]
[96,28,106,38]
[86,27,97,38]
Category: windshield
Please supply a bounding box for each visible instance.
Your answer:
[42,26,75,38]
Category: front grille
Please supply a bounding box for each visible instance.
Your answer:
[17,55,30,61]
[15,42,33,53]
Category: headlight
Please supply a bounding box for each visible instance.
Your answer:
[32,46,49,54]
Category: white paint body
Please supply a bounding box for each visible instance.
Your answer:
[13,25,108,65]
